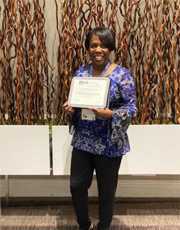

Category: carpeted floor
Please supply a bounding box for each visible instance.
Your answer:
[0,198,180,230]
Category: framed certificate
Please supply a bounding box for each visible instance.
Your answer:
[68,77,110,108]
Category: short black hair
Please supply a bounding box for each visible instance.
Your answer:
[85,27,115,51]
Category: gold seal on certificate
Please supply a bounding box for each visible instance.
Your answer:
[68,77,110,108]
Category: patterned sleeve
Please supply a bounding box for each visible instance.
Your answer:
[74,64,89,77]
[111,70,137,141]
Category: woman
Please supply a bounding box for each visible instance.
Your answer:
[63,27,136,230]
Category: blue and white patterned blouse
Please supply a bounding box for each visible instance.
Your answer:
[68,64,137,157]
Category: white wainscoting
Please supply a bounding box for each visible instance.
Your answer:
[0,177,180,198]
[0,125,50,175]
[52,125,180,175]
[52,126,72,175]
[0,125,180,198]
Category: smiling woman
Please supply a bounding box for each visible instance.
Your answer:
[63,27,137,230]
[85,28,116,77]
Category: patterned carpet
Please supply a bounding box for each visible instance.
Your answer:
[1,198,180,230]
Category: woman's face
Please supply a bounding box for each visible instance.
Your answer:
[88,34,111,67]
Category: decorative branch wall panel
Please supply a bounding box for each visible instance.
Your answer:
[0,0,179,125]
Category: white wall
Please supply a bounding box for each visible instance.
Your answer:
[52,125,180,175]
[0,125,180,198]
[1,176,179,198]
[0,126,50,175]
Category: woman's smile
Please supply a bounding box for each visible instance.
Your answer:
[94,55,103,62]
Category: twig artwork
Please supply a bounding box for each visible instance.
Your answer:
[0,0,179,125]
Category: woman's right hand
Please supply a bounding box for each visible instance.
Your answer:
[63,101,76,115]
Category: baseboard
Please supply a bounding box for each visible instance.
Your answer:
[0,177,180,198]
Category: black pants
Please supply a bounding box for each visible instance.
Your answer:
[70,148,122,230]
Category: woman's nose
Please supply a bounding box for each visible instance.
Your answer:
[95,45,101,52]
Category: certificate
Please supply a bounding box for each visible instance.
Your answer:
[68,77,110,108]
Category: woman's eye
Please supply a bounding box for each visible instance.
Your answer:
[90,44,107,49]
[90,44,97,48]
[101,44,107,48]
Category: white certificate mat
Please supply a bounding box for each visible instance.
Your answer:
[68,77,110,108]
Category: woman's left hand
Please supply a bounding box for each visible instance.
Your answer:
[89,108,113,118]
